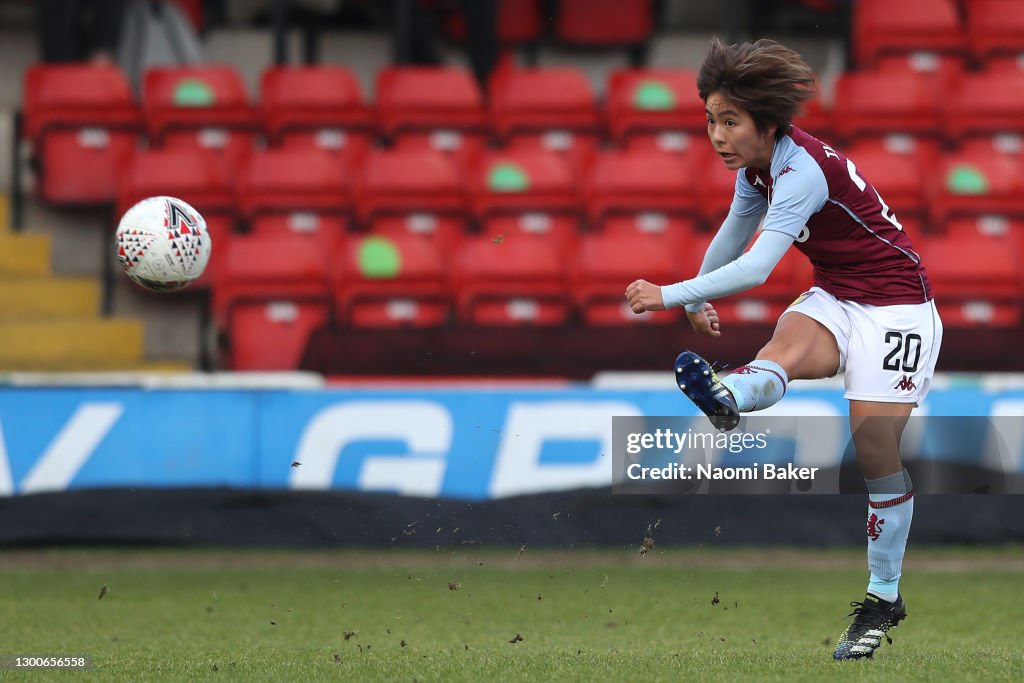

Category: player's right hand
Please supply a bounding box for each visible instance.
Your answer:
[686,302,721,337]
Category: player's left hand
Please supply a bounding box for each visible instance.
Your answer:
[686,302,721,337]
[625,279,665,313]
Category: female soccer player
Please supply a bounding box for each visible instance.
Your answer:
[625,38,943,660]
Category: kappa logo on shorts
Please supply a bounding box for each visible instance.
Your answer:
[867,513,885,541]
[894,375,917,392]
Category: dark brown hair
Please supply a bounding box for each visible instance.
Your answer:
[697,38,817,139]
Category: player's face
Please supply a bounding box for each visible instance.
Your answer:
[705,92,777,171]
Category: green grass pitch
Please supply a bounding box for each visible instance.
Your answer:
[1,546,1022,681]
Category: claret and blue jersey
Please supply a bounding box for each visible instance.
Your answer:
[735,127,934,306]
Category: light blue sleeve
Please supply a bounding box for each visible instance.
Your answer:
[660,229,795,309]
[759,161,829,239]
[681,210,764,313]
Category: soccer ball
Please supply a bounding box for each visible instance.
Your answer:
[115,196,211,292]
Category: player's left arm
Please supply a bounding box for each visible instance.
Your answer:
[628,162,828,312]
[631,230,794,311]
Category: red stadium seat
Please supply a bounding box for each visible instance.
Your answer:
[966,0,1024,63]
[214,234,332,370]
[792,97,835,144]
[214,233,332,320]
[376,67,485,136]
[605,68,705,148]
[333,234,451,328]
[355,148,468,226]
[236,148,351,251]
[621,128,704,157]
[260,66,373,167]
[368,214,468,255]
[389,132,486,179]
[554,0,654,46]
[479,214,580,261]
[585,149,697,228]
[453,235,571,326]
[958,134,1024,161]
[832,70,943,143]
[488,67,603,171]
[843,137,935,221]
[601,213,698,252]
[929,147,1024,222]
[142,65,259,173]
[469,147,581,220]
[982,54,1024,73]
[942,213,1024,239]
[375,67,488,170]
[571,233,682,326]
[853,0,965,69]
[22,64,142,204]
[117,148,236,289]
[921,217,1024,326]
[875,51,967,87]
[943,68,1024,144]
[222,297,329,370]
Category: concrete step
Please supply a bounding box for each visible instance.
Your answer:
[0,232,51,276]
[0,276,99,318]
[0,319,144,370]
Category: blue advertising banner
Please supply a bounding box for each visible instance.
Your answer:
[0,384,1022,499]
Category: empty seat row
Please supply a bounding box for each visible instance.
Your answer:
[855,0,1024,67]
[116,145,694,230]
[213,217,1024,369]
[24,59,1024,208]
[213,228,807,369]
[826,66,1024,144]
[115,140,1024,243]
[114,145,702,289]
[20,62,683,203]
[111,139,1024,297]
